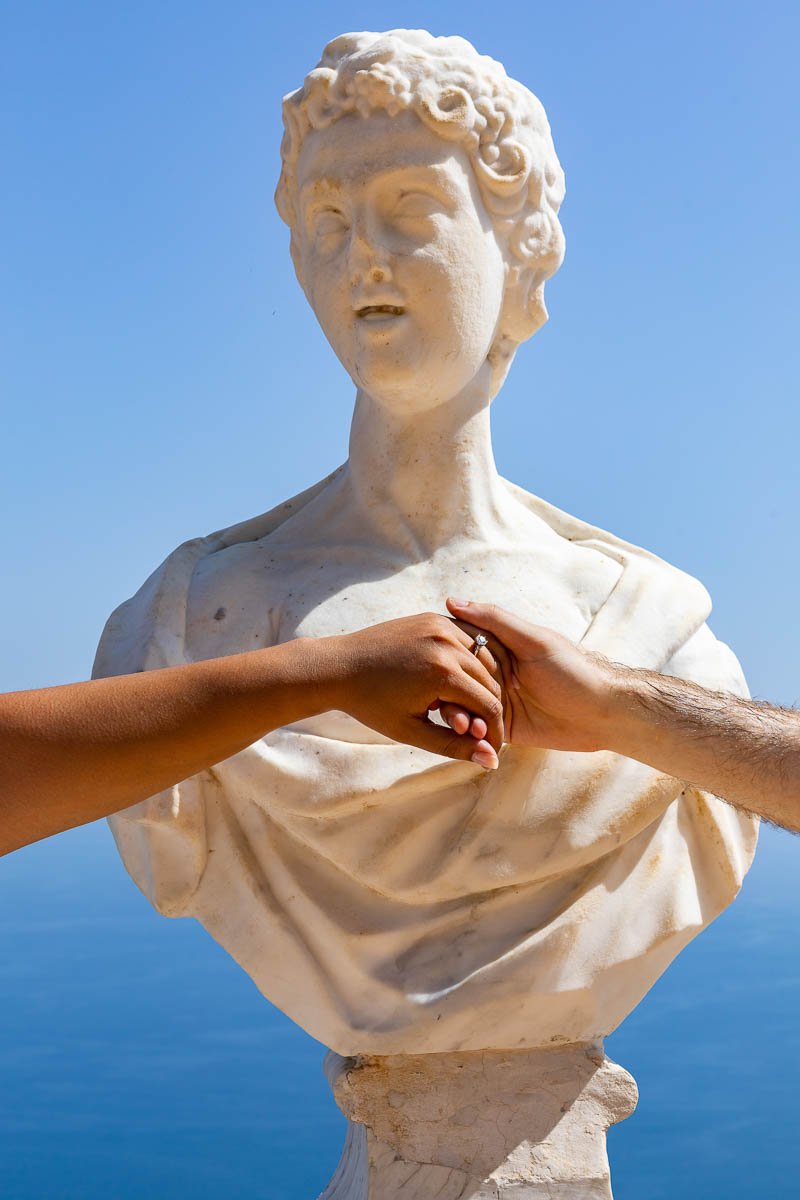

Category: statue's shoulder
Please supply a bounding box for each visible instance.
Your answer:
[93,468,344,676]
[505,477,709,597]
[503,480,718,670]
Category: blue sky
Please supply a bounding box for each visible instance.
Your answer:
[2,1,799,1196]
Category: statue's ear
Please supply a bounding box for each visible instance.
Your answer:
[488,264,550,396]
[502,262,549,342]
[494,198,565,356]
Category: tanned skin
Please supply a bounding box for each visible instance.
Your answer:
[447,598,800,833]
[8,597,797,858]
[1,613,504,857]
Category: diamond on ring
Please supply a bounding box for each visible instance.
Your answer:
[471,633,489,655]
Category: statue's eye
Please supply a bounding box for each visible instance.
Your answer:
[394,192,440,218]
[314,208,348,237]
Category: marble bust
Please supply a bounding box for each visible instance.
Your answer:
[94,30,757,1059]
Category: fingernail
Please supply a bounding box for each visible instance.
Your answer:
[449,598,469,607]
[471,750,498,770]
[511,672,521,690]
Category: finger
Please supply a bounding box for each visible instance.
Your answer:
[451,617,515,692]
[447,598,544,658]
[428,663,504,749]
[438,703,472,736]
[438,703,489,741]
[482,633,514,687]
[457,646,503,702]
[472,632,517,713]
[448,619,499,668]
[469,715,488,740]
[449,615,521,706]
[446,666,505,751]
[447,622,501,685]
[453,659,507,750]
[401,717,499,769]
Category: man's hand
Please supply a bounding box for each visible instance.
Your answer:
[444,599,614,752]
[443,598,800,832]
[317,612,505,769]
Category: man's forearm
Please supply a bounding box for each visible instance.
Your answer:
[444,599,800,833]
[605,668,800,830]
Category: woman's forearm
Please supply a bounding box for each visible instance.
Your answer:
[1,612,505,857]
[0,640,328,856]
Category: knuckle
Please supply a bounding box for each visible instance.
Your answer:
[443,667,464,691]
[434,648,453,676]
[427,611,450,631]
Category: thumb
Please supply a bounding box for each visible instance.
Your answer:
[447,598,538,657]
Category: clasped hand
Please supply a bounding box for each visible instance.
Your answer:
[328,597,614,770]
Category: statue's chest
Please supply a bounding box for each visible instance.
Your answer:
[185,533,619,662]
[274,544,602,646]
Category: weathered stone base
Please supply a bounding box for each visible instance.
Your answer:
[319,1043,637,1199]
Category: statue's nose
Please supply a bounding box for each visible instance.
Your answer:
[348,224,392,287]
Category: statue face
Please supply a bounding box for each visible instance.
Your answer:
[295,109,507,410]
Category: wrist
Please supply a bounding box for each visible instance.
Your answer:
[600,667,660,757]
[287,633,357,718]
[256,637,343,725]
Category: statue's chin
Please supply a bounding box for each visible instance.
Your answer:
[349,355,498,414]
[351,356,431,402]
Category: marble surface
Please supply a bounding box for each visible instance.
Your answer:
[321,1044,637,1197]
[94,30,757,1057]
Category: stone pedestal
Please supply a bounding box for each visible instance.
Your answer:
[319,1043,637,1199]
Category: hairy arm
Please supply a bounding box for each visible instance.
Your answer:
[1,613,502,857]
[597,666,800,829]
[446,598,800,833]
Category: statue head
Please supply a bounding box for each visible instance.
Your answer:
[276,30,565,402]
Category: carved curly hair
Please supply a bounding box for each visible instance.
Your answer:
[275,29,566,390]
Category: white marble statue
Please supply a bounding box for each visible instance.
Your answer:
[94,31,756,1188]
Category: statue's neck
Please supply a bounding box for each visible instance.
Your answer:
[345,374,515,559]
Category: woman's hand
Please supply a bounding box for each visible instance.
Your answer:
[316,612,505,768]
[444,599,615,752]
[0,609,507,857]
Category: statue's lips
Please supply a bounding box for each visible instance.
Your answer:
[355,304,407,323]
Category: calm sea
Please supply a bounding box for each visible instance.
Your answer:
[2,820,798,1198]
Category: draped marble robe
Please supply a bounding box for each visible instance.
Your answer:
[94,474,758,1055]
